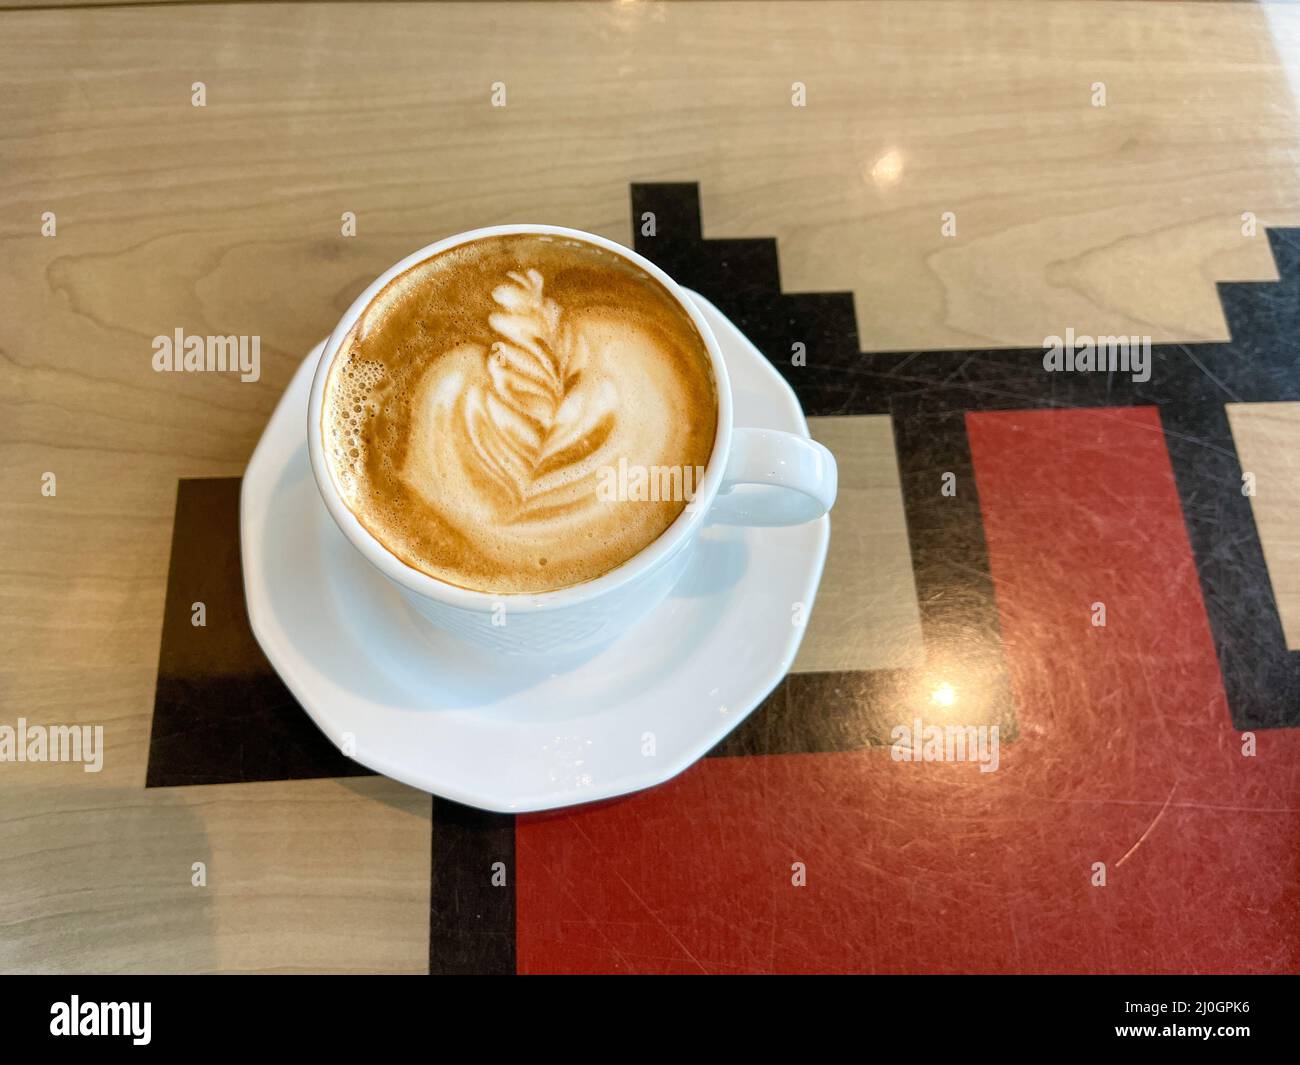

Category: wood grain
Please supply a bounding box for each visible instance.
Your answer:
[0,777,431,974]
[1227,401,1300,651]
[798,415,923,672]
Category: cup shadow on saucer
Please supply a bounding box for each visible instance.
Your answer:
[262,443,750,714]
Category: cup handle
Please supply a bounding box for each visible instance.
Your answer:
[713,427,838,526]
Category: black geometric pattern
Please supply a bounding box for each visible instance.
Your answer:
[632,182,1300,733]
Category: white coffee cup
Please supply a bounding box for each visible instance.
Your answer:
[307,225,837,655]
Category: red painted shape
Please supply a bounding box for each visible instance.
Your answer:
[515,407,1300,973]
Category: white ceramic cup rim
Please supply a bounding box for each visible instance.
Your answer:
[307,224,735,615]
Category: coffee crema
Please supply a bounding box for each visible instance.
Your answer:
[322,234,718,594]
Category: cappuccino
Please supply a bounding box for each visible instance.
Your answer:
[322,234,717,594]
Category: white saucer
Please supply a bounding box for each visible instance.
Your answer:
[241,291,830,812]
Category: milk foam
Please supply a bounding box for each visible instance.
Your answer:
[323,235,717,594]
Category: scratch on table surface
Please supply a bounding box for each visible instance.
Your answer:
[1115,782,1176,868]
[1179,344,1243,404]
[569,815,709,974]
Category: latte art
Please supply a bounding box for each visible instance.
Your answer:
[448,268,615,519]
[323,234,717,594]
